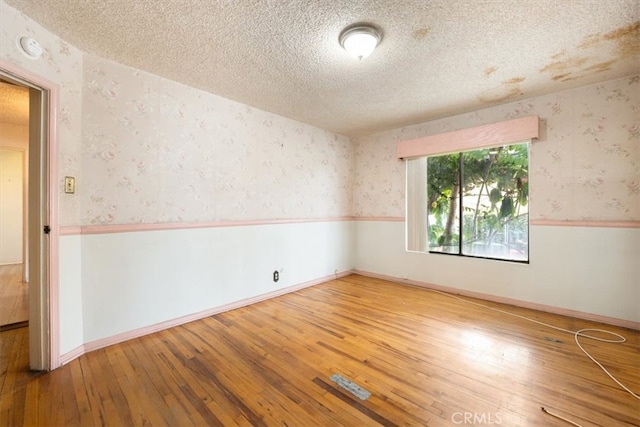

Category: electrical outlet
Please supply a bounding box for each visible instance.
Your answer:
[64,176,75,194]
[273,270,279,282]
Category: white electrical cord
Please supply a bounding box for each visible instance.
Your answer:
[541,407,583,426]
[425,288,640,401]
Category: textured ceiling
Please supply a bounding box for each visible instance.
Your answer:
[4,0,640,136]
[0,81,29,125]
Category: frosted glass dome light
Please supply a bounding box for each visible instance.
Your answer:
[339,25,381,60]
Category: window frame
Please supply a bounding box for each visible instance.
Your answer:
[425,143,530,263]
[398,116,539,264]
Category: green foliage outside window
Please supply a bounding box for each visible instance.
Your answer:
[427,143,529,261]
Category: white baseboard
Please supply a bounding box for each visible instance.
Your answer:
[59,270,352,366]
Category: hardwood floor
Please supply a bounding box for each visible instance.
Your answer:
[1,274,638,426]
[0,264,28,327]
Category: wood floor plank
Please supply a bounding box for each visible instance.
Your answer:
[67,358,94,426]
[156,329,249,425]
[1,274,638,426]
[21,374,41,426]
[152,349,226,426]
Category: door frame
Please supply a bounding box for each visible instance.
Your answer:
[0,59,60,370]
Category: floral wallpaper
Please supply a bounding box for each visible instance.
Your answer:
[353,74,640,222]
[0,1,84,226]
[82,55,352,225]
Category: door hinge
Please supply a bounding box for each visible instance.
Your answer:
[43,225,51,234]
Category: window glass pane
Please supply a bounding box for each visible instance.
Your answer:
[461,143,528,261]
[427,153,460,254]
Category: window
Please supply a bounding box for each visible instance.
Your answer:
[411,142,529,262]
[400,116,538,262]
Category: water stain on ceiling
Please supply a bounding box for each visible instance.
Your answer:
[541,20,639,84]
[504,77,526,84]
[484,67,498,77]
[412,27,431,40]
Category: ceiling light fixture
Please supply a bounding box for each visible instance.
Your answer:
[339,25,381,60]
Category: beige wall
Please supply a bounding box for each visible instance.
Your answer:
[0,146,24,264]
[0,123,28,264]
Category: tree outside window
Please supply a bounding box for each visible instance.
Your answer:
[427,142,529,262]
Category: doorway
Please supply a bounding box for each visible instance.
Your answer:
[0,81,29,333]
[0,61,58,371]
[0,146,28,330]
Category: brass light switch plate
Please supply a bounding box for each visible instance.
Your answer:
[64,176,75,194]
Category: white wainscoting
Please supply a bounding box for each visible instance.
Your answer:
[354,220,640,326]
[76,220,353,347]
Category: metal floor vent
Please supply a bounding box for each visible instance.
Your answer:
[330,373,371,400]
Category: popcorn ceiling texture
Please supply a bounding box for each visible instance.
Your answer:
[0,82,28,125]
[4,0,639,136]
[353,74,640,221]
